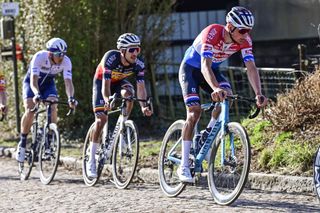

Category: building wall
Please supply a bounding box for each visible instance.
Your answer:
[240,0,320,41]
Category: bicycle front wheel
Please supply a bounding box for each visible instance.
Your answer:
[158,119,186,197]
[313,145,320,200]
[112,120,139,189]
[39,123,61,185]
[208,122,251,205]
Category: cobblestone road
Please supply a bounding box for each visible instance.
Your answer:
[0,158,319,212]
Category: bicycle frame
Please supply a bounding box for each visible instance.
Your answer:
[101,114,124,161]
[101,97,133,161]
[167,99,231,173]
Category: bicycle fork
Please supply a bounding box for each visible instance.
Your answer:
[219,100,236,168]
[118,115,130,155]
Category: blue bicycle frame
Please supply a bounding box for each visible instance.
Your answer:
[167,99,232,173]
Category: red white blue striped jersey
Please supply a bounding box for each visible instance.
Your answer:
[182,24,254,69]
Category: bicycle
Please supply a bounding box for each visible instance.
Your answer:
[158,95,260,205]
[82,94,153,189]
[313,145,320,200]
[18,99,73,184]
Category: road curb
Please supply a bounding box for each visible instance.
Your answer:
[0,146,315,194]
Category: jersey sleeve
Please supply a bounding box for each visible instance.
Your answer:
[62,56,72,80]
[29,52,44,76]
[135,58,145,83]
[102,51,116,80]
[200,25,219,58]
[241,36,255,62]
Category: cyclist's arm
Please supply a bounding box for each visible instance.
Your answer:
[136,81,147,108]
[64,79,75,99]
[245,60,267,107]
[62,58,75,99]
[245,60,262,96]
[102,78,111,102]
[30,74,40,95]
[201,56,220,90]
[29,53,43,95]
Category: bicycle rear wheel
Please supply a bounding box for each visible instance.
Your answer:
[112,120,139,189]
[39,123,60,185]
[82,123,104,186]
[313,145,320,200]
[208,122,251,205]
[158,119,186,197]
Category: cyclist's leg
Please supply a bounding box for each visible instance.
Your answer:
[178,62,202,182]
[42,83,58,123]
[89,78,108,177]
[16,79,36,162]
[41,84,59,151]
[199,68,232,123]
[119,80,135,118]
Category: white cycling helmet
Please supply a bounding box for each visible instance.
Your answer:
[46,38,67,53]
[117,33,141,49]
[226,6,254,29]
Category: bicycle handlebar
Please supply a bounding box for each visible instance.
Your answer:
[30,99,75,116]
[108,94,153,114]
[201,95,262,119]
[228,95,262,119]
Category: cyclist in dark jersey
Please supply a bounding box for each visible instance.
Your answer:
[177,7,268,183]
[88,33,153,178]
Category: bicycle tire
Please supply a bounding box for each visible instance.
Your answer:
[39,123,61,185]
[82,123,104,186]
[112,120,139,189]
[313,145,320,200]
[158,119,186,197]
[208,122,251,205]
[18,123,37,181]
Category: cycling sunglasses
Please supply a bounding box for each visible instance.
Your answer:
[238,28,251,34]
[52,52,66,57]
[127,47,141,53]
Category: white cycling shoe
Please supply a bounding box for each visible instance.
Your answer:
[16,146,26,163]
[177,166,194,183]
[87,160,97,178]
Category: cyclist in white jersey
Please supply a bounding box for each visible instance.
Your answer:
[177,7,268,182]
[16,38,77,162]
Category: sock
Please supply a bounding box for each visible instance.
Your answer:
[19,133,28,148]
[181,140,192,168]
[90,142,98,162]
[207,117,217,129]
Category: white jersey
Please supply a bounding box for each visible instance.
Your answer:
[28,50,72,80]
